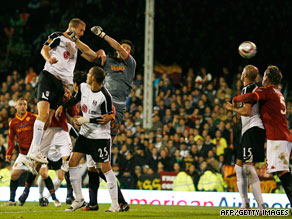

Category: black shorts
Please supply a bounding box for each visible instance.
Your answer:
[47,158,62,170]
[73,135,111,163]
[237,126,266,163]
[36,70,64,110]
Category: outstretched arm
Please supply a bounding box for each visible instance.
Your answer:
[75,40,97,61]
[224,102,252,116]
[233,92,258,103]
[81,49,106,65]
[91,26,129,60]
[64,31,98,62]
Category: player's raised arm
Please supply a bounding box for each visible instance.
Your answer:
[76,40,98,61]
[91,26,129,60]
[64,30,97,61]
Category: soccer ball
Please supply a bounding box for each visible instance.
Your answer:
[238,41,257,58]
[39,197,49,206]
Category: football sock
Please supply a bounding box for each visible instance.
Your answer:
[53,178,62,191]
[44,177,57,200]
[69,166,84,201]
[38,177,45,198]
[88,171,100,206]
[24,172,37,194]
[99,170,126,204]
[65,171,74,198]
[45,178,62,199]
[104,169,119,208]
[279,172,292,205]
[9,179,19,202]
[31,120,45,152]
[235,164,249,208]
[243,165,264,210]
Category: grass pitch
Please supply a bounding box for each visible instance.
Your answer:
[0,201,287,219]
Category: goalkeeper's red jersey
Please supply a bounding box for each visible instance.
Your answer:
[6,112,37,157]
[254,85,292,142]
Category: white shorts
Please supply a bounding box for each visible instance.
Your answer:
[40,127,72,158]
[266,140,292,173]
[86,155,100,169]
[13,154,28,171]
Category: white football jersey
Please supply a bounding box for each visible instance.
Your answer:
[43,32,78,85]
[79,83,113,139]
[241,83,264,135]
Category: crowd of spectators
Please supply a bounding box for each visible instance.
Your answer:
[1,65,291,191]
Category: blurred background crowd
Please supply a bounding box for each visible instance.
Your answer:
[1,64,291,191]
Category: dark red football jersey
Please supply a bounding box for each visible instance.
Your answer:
[50,97,78,131]
[254,85,292,142]
[6,112,37,157]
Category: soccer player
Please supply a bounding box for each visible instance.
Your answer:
[26,18,86,164]
[18,123,78,206]
[67,26,135,211]
[233,65,292,209]
[21,86,78,204]
[3,98,36,206]
[56,66,120,212]
[224,65,265,211]
[32,86,77,170]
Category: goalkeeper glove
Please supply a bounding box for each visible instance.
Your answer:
[91,26,106,38]
[67,30,78,42]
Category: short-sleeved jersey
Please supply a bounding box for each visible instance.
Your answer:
[43,32,78,85]
[79,83,113,139]
[240,83,264,135]
[254,85,292,142]
[7,112,37,157]
[97,55,136,103]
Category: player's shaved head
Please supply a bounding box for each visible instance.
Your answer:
[69,18,85,28]
[244,65,259,81]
